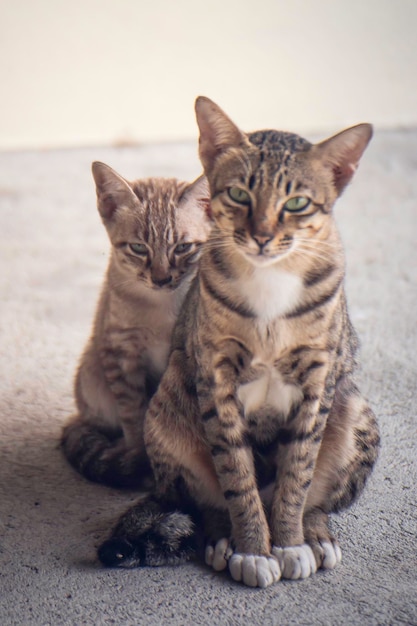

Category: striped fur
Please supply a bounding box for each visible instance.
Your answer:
[61,162,211,487]
[99,98,380,586]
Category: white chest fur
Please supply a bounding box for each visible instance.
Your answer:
[236,266,302,321]
[237,368,303,420]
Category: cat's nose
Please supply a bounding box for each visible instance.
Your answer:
[252,234,273,250]
[152,275,172,287]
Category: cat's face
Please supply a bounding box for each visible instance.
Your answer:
[195,97,372,268]
[92,164,211,292]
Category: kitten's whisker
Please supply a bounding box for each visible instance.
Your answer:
[110,277,147,291]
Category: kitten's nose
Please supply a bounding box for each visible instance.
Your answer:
[253,234,273,250]
[152,275,172,287]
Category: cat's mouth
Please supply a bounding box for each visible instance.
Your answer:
[241,244,294,267]
[150,281,177,291]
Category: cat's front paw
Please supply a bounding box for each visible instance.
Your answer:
[205,537,233,571]
[228,553,281,588]
[271,544,317,580]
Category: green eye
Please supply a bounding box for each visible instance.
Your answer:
[283,196,311,212]
[129,243,148,255]
[228,187,251,205]
[174,242,193,254]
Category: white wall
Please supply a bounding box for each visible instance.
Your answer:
[1,0,416,150]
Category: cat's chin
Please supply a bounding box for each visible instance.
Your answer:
[242,251,289,268]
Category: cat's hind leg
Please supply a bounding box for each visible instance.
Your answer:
[303,378,380,570]
[302,507,342,571]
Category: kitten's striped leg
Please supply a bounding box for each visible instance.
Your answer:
[101,347,148,448]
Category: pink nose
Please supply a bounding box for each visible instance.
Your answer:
[252,234,272,249]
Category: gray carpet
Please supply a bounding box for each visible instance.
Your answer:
[1,130,416,625]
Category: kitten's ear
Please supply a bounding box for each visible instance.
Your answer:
[314,124,373,195]
[195,96,247,172]
[91,161,137,220]
[179,175,213,220]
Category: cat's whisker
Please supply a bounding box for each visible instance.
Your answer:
[297,245,337,259]
[110,277,143,291]
[294,242,334,257]
[295,238,338,251]
[292,245,335,265]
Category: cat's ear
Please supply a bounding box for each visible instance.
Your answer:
[195,97,247,172]
[179,175,213,220]
[314,124,373,195]
[92,161,137,220]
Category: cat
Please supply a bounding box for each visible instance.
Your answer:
[61,161,211,487]
[97,97,380,588]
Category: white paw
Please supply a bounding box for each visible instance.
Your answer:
[228,553,281,588]
[205,538,233,571]
[272,544,317,580]
[320,540,342,570]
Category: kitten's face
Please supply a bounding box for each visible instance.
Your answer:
[195,97,372,268]
[92,164,211,292]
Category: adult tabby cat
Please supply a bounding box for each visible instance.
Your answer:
[98,97,380,587]
[62,162,210,487]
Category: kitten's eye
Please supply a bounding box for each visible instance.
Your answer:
[283,196,311,212]
[228,187,251,205]
[129,243,148,255]
[174,242,193,254]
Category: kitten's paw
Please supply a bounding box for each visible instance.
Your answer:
[271,544,317,580]
[319,540,342,570]
[205,538,233,571]
[228,554,281,588]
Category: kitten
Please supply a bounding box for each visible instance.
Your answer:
[62,162,211,487]
[97,97,380,588]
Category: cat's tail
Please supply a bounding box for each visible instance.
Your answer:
[61,417,154,489]
[97,495,200,568]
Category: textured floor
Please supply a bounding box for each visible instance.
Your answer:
[0,130,416,625]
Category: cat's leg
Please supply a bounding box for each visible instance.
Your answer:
[269,349,333,580]
[100,345,149,450]
[197,350,281,588]
[303,376,379,569]
[62,347,153,488]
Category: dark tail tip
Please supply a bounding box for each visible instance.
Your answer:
[98,538,139,568]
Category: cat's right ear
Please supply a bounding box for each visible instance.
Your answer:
[179,175,213,221]
[92,162,136,220]
[195,97,247,173]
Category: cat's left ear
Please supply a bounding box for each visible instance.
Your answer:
[179,175,213,221]
[195,96,247,173]
[314,123,373,195]
[92,161,137,220]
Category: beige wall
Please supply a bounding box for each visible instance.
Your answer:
[1,0,416,150]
